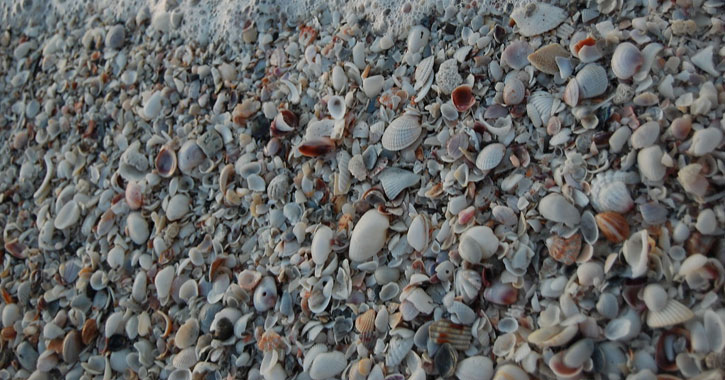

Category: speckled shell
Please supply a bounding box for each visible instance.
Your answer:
[428,319,472,350]
[381,112,422,151]
[546,233,582,265]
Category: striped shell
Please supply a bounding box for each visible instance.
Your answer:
[646,299,694,328]
[355,309,376,334]
[575,63,608,99]
[591,173,635,213]
[546,233,581,265]
[378,167,420,200]
[428,319,472,350]
[381,112,422,151]
[595,212,629,243]
[611,42,644,80]
[475,143,506,171]
[414,56,435,91]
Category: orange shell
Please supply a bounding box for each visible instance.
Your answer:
[595,212,630,243]
[547,233,582,265]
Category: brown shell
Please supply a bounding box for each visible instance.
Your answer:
[451,85,476,112]
[595,212,630,243]
[81,319,98,346]
[298,137,335,157]
[356,309,377,348]
[547,233,582,265]
[527,43,569,74]
[428,319,472,351]
[270,109,298,137]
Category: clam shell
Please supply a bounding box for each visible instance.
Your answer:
[503,76,525,106]
[414,56,435,90]
[643,284,668,312]
[546,233,581,265]
[580,211,599,245]
[455,356,493,380]
[168,369,192,380]
[689,127,723,157]
[363,75,385,98]
[175,318,199,349]
[538,193,581,227]
[623,230,650,278]
[355,309,376,335]
[379,282,399,301]
[704,310,725,352]
[638,145,666,182]
[678,164,709,198]
[575,63,608,99]
[166,194,190,221]
[483,282,518,305]
[595,212,629,243]
[331,65,347,92]
[611,42,644,80]
[458,226,498,263]
[510,2,567,37]
[253,276,277,312]
[311,225,333,265]
[62,330,81,363]
[327,95,346,120]
[378,167,420,200]
[349,209,389,262]
[172,347,198,370]
[177,140,205,174]
[451,85,475,112]
[631,121,660,149]
[528,325,578,347]
[563,77,580,107]
[381,112,422,151]
[549,351,583,378]
[155,266,174,302]
[298,137,335,157]
[429,319,471,350]
[646,299,694,328]
[502,40,533,70]
[475,143,506,171]
[385,337,414,367]
[564,339,594,369]
[309,351,346,380]
[528,43,569,74]
[407,214,429,252]
[441,102,459,121]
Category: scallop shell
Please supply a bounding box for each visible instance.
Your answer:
[428,319,471,351]
[611,42,644,80]
[385,337,414,367]
[309,351,346,380]
[528,91,556,126]
[528,43,569,74]
[501,40,533,70]
[172,347,198,370]
[475,143,506,171]
[378,167,420,200]
[538,193,581,227]
[646,299,694,328]
[591,173,634,213]
[349,209,389,262]
[510,2,567,37]
[595,212,629,243]
[327,95,346,120]
[451,85,475,112]
[456,356,493,380]
[575,63,608,99]
[381,112,422,151]
[546,233,581,265]
[503,77,525,105]
[155,146,177,178]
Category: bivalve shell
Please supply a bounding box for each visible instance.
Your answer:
[493,364,528,380]
[611,43,644,80]
[638,145,666,182]
[575,63,608,99]
[528,43,569,75]
[311,225,333,265]
[378,167,420,200]
[646,299,694,328]
[595,212,629,243]
[623,230,650,278]
[502,40,533,70]
[349,209,389,262]
[538,193,581,227]
[451,85,475,112]
[546,233,581,265]
[503,76,525,105]
[172,347,198,370]
[510,3,567,37]
[689,127,723,157]
[309,351,346,380]
[476,143,506,171]
[429,319,471,350]
[381,112,422,151]
[456,356,494,380]
[327,95,346,120]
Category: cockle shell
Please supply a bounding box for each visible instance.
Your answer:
[646,299,694,328]
[451,85,475,112]
[381,112,422,151]
[429,319,471,350]
[378,167,420,200]
[528,43,569,74]
[456,356,494,380]
[327,95,346,120]
[414,56,435,91]
[177,140,205,174]
[546,233,581,265]
[611,42,644,80]
[311,225,333,265]
[510,2,567,37]
[349,209,389,262]
[576,63,608,99]
[538,193,581,227]
[591,173,635,213]
[386,338,414,367]
[458,226,498,263]
[476,143,506,171]
[503,76,525,105]
[595,212,629,243]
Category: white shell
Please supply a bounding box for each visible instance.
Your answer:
[331,65,347,92]
[475,143,506,171]
[688,127,723,156]
[55,200,80,230]
[407,25,430,54]
[503,76,525,105]
[609,127,631,152]
[691,45,719,76]
[643,284,668,312]
[407,214,429,252]
[155,266,174,302]
[528,91,555,126]
[385,338,414,367]
[172,347,198,370]
[166,194,191,221]
[309,351,346,380]
[611,42,644,80]
[604,308,641,341]
[563,339,594,368]
[510,3,567,37]
[575,63,608,99]
[455,356,493,380]
[327,95,346,120]
[177,140,205,174]
[501,41,533,70]
[580,211,599,245]
[132,272,147,302]
[363,75,385,98]
[126,212,149,245]
[696,209,717,235]
[704,310,725,352]
[493,364,528,380]
[538,193,581,227]
[591,172,635,213]
[414,56,435,91]
[623,230,649,278]
[440,102,459,121]
[381,112,422,151]
[349,209,389,262]
[378,167,420,200]
[637,146,666,182]
[311,225,333,265]
[646,299,694,328]
[630,121,660,149]
[168,369,192,380]
[458,226,498,263]
[563,78,580,107]
[253,276,277,312]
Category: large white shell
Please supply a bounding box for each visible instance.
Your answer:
[510,3,567,37]
[611,42,644,80]
[381,112,422,151]
[637,145,666,182]
[458,226,499,264]
[575,63,608,99]
[363,75,385,98]
[327,95,346,120]
[688,127,723,156]
[455,356,493,380]
[538,193,581,227]
[623,230,649,278]
[378,167,420,200]
[349,209,389,262]
[309,351,346,380]
[407,25,430,54]
[311,225,333,265]
[475,143,506,171]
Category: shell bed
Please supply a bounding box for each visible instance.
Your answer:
[1,0,725,379]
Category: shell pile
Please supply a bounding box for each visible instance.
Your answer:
[1,0,725,379]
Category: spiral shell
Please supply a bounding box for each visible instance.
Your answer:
[381,112,422,151]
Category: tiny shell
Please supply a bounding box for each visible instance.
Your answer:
[611,42,644,80]
[429,319,471,350]
[538,193,581,227]
[575,63,608,99]
[503,77,525,106]
[580,211,599,245]
[510,2,567,37]
[476,143,506,171]
[528,43,569,74]
[595,212,629,243]
[451,85,475,112]
[546,233,581,265]
[381,112,422,151]
[623,230,650,278]
[349,209,389,262]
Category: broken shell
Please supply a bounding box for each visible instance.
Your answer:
[476,143,506,171]
[429,319,471,350]
[378,167,420,200]
[381,112,422,151]
[528,43,569,75]
[595,212,629,243]
[385,337,414,367]
[455,356,494,380]
[611,42,644,80]
[637,145,666,182]
[434,343,458,378]
[407,214,429,252]
[451,85,475,112]
[363,75,384,98]
[177,140,205,174]
[503,76,525,106]
[238,270,262,291]
[155,146,177,178]
[576,63,608,99]
[546,233,581,265]
[688,127,723,157]
[270,109,298,136]
[647,299,694,328]
[623,230,650,278]
[327,95,346,120]
[538,193,581,227]
[349,209,389,262]
[502,40,533,70]
[125,181,143,210]
[563,78,580,107]
[678,164,709,199]
[253,276,277,312]
[510,2,567,37]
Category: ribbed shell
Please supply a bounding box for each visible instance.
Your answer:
[475,143,506,171]
[385,338,414,367]
[546,233,581,265]
[428,319,472,350]
[575,63,608,98]
[381,113,422,151]
[414,56,435,91]
[595,212,629,243]
[378,167,420,200]
[528,91,555,126]
[646,299,694,328]
[172,347,198,370]
[591,173,634,213]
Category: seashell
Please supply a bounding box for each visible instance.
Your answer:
[595,212,629,243]
[172,347,198,370]
[475,143,506,171]
[270,109,298,136]
[81,319,98,345]
[691,45,718,76]
[363,75,385,98]
[549,351,583,378]
[591,173,634,213]
[580,211,599,245]
[429,319,471,351]
[577,261,604,286]
[407,214,429,252]
[166,194,190,221]
[179,279,199,302]
[546,233,581,265]
[378,167,420,200]
[696,209,717,235]
[55,200,80,230]
[349,209,389,262]
[407,25,430,54]
[451,85,475,112]
[331,65,347,92]
[62,330,81,363]
[456,356,494,380]
[379,282,399,302]
[501,40,533,70]
[678,164,709,199]
[528,43,569,75]
[688,127,723,157]
[538,193,580,227]
[434,343,458,378]
[253,276,277,312]
[169,369,192,380]
[611,42,644,80]
[623,230,650,278]
[440,102,459,121]
[311,225,333,265]
[177,140,205,174]
[643,284,668,312]
[386,337,414,367]
[309,351,346,380]
[503,77,525,106]
[355,309,376,340]
[414,56,435,91]
[155,266,174,302]
[646,299,694,328]
[528,325,578,347]
[175,318,199,349]
[633,92,658,107]
[575,64,608,99]
[126,212,149,245]
[381,112,422,151]
[556,56,573,79]
[327,95,346,120]
[298,137,335,157]
[528,91,555,127]
[563,78,580,107]
[704,310,725,353]
[563,339,594,369]
[638,146,666,182]
[459,226,499,262]
[631,121,660,149]
[484,282,518,305]
[492,364,528,380]
[510,2,567,37]
[455,269,482,302]
[125,181,143,210]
